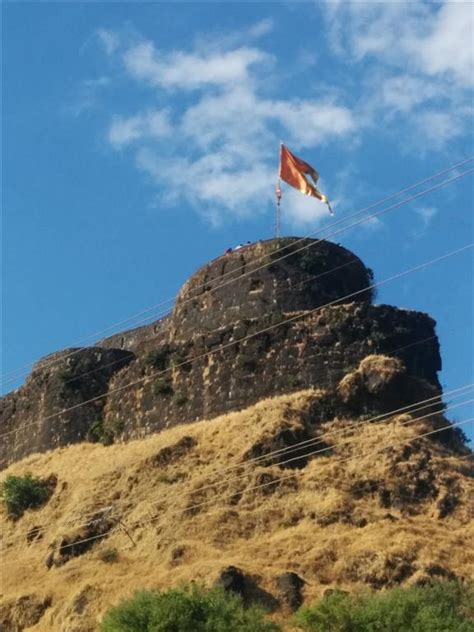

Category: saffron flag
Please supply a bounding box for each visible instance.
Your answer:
[279,144,333,214]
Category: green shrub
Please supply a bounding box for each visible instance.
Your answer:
[55,367,73,382]
[153,377,174,396]
[170,352,189,369]
[235,355,258,372]
[99,584,280,632]
[294,581,474,632]
[146,347,172,371]
[173,393,188,406]
[98,547,119,563]
[88,418,114,445]
[286,375,301,388]
[1,473,52,519]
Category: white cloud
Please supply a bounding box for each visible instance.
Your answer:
[322,1,473,151]
[103,33,357,225]
[416,110,466,149]
[136,148,274,226]
[282,188,333,227]
[247,18,274,39]
[265,99,356,147]
[97,7,472,226]
[412,2,474,85]
[97,28,119,56]
[323,1,473,87]
[411,205,439,238]
[108,110,172,149]
[71,76,111,116]
[124,85,356,223]
[123,41,271,90]
[379,76,442,114]
[83,76,110,88]
[415,206,438,230]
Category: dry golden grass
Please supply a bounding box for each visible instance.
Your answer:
[1,389,473,631]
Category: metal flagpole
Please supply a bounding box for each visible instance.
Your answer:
[275,141,283,238]
[275,180,282,238]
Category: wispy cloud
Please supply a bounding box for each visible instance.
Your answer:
[123,42,270,90]
[108,110,172,149]
[96,28,120,56]
[92,5,472,227]
[322,0,473,151]
[100,31,357,225]
[323,1,473,87]
[247,18,274,40]
[70,75,110,116]
[414,205,438,233]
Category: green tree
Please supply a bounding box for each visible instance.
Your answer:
[100,585,280,632]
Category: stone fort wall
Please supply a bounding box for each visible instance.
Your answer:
[0,238,441,468]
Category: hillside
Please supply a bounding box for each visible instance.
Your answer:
[1,238,472,631]
[1,371,473,631]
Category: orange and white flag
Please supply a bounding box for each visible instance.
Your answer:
[278,144,333,215]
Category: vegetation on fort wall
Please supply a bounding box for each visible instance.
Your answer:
[154,377,174,396]
[146,347,172,371]
[0,473,53,519]
[88,418,115,445]
[268,239,376,302]
[99,585,280,632]
[173,392,188,406]
[146,346,190,372]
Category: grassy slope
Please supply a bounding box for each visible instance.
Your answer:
[1,390,473,631]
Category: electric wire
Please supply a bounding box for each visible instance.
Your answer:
[4,380,471,546]
[57,257,467,391]
[2,159,472,385]
[3,384,472,549]
[1,241,472,441]
[2,415,472,564]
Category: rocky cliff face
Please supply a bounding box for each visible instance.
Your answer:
[0,238,442,468]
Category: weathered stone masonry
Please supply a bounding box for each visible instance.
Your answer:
[0,238,441,468]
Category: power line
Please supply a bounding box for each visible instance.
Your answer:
[3,415,471,564]
[41,166,474,371]
[1,241,472,441]
[3,160,472,385]
[49,265,470,392]
[340,452,473,496]
[3,384,472,549]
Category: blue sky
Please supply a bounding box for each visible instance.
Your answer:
[2,2,473,438]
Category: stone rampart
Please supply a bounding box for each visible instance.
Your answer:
[0,238,442,467]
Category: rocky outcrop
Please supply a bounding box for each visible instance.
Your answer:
[0,238,442,467]
[0,594,52,631]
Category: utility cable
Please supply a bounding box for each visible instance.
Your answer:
[2,415,471,565]
[56,258,468,391]
[1,241,471,442]
[2,159,472,384]
[3,385,472,549]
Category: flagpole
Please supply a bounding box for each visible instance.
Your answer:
[275,142,283,238]
[275,179,282,238]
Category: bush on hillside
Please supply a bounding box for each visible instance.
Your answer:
[98,547,119,563]
[0,473,52,519]
[99,584,280,632]
[294,581,474,632]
